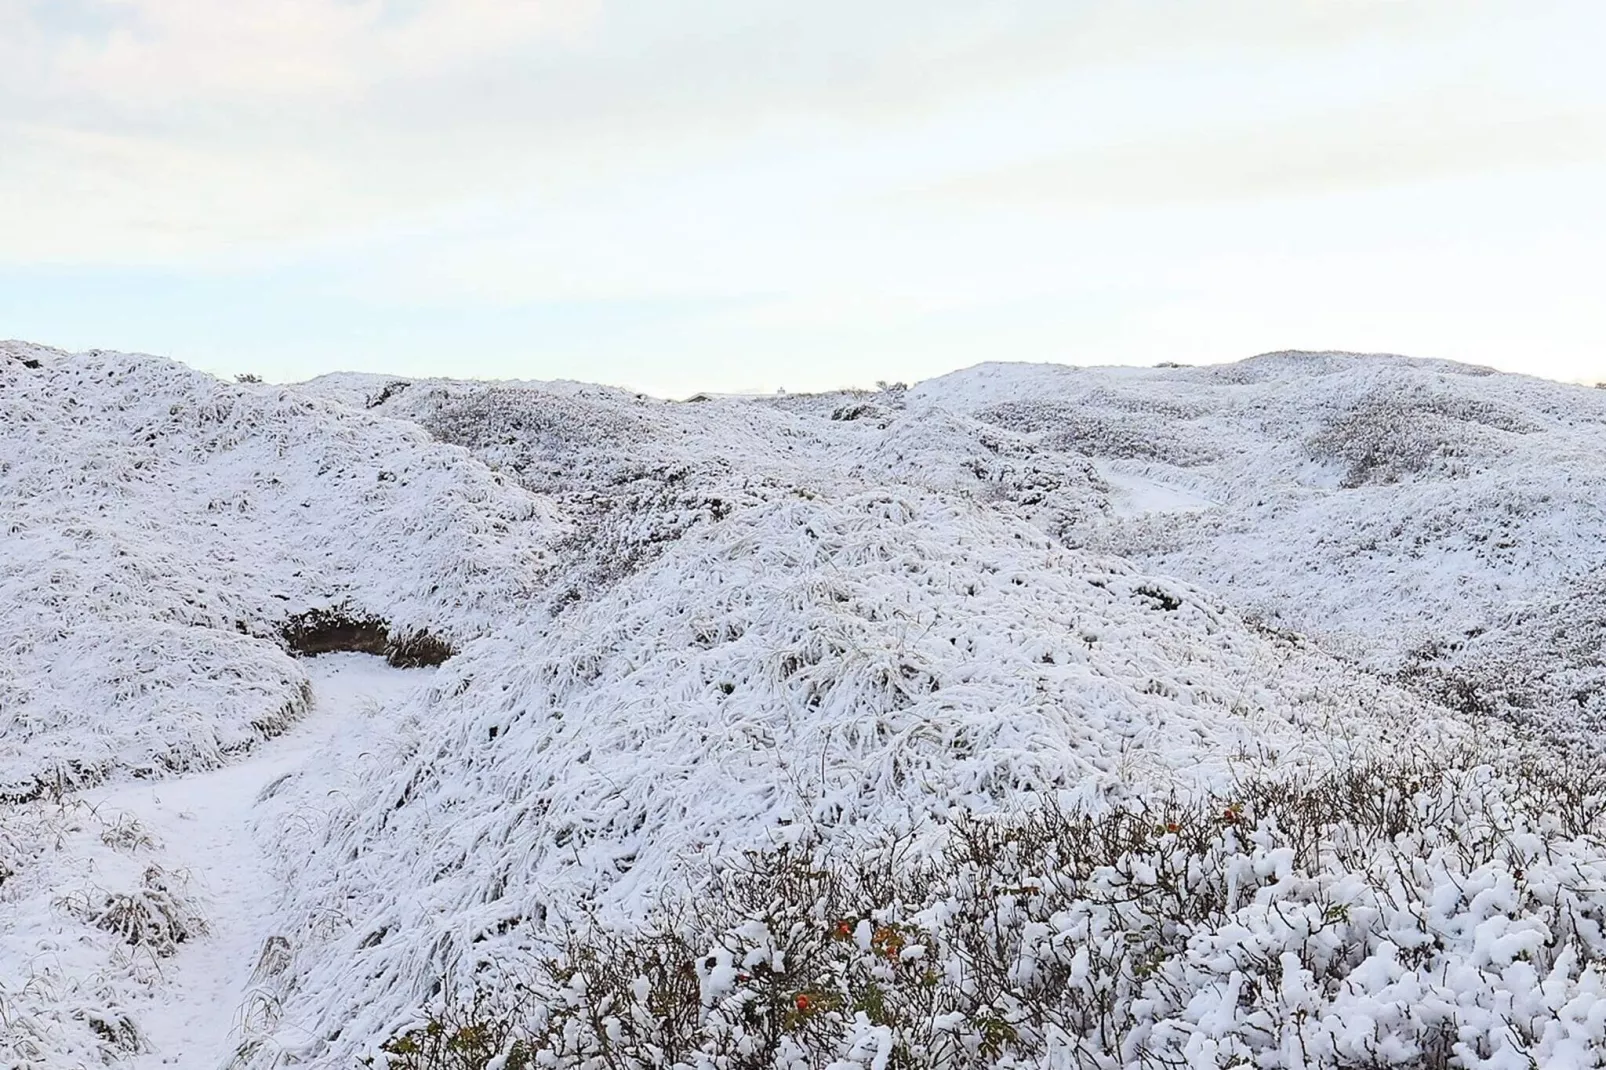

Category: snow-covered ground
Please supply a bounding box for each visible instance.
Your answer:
[85,657,422,1070]
[5,340,1606,1067]
[0,652,421,1070]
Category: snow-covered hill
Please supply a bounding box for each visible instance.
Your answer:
[3,341,1605,1069]
[1,344,556,801]
[908,353,1606,738]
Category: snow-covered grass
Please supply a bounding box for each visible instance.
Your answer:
[912,352,1606,693]
[0,655,421,1070]
[0,622,311,802]
[6,341,1606,1068]
[247,483,1471,1061]
[0,344,557,797]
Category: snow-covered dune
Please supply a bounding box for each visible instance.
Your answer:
[4,342,1606,1068]
[248,484,1460,1066]
[1,344,558,797]
[915,353,1606,654]
[0,342,558,1067]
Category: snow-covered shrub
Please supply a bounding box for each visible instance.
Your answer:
[371,1002,535,1070]
[1306,388,1535,488]
[375,748,1606,1069]
[976,401,1216,468]
[419,385,653,493]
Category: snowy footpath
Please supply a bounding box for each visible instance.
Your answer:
[84,655,422,1070]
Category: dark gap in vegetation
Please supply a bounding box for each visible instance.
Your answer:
[368,380,413,408]
[281,608,455,667]
[281,609,389,656]
[1132,583,1182,611]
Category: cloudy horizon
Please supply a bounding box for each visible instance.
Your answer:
[3,0,1602,396]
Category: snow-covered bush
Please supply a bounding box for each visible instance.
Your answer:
[376,748,1606,1069]
[1305,386,1536,488]
[976,401,1217,468]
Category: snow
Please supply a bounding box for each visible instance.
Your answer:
[0,346,557,799]
[81,656,421,1070]
[1094,464,1219,519]
[0,647,421,1070]
[914,353,1606,669]
[6,340,1606,1067]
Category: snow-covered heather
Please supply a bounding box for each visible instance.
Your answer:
[4,341,1606,1068]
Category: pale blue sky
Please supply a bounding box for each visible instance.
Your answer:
[3,0,1603,396]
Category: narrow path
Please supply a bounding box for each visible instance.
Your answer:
[86,654,423,1070]
[1095,464,1220,517]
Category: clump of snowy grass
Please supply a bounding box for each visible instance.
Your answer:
[97,810,156,852]
[372,746,1606,1070]
[0,963,148,1070]
[0,796,185,1068]
[74,864,206,957]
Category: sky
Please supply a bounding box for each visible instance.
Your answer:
[2,0,1603,397]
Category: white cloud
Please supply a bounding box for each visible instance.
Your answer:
[1,0,1538,267]
[931,103,1606,208]
[3,0,1604,389]
[20,0,596,101]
